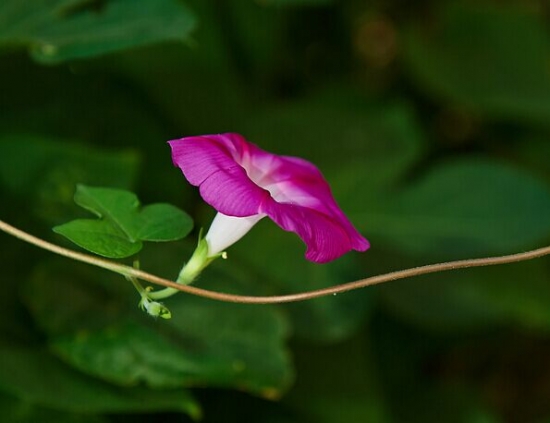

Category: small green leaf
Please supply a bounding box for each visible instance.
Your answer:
[132,204,194,241]
[0,0,197,63]
[53,185,193,258]
[54,219,143,259]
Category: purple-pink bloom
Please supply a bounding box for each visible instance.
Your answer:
[168,133,369,263]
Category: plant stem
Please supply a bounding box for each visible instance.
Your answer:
[1,218,550,305]
[128,275,147,296]
[148,235,211,300]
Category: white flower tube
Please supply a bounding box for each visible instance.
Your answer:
[205,212,265,257]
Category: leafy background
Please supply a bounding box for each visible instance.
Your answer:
[1,0,550,422]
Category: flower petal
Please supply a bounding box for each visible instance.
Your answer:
[169,136,269,217]
[264,200,370,263]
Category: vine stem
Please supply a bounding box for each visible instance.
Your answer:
[1,218,550,304]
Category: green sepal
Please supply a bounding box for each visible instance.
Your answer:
[139,298,172,320]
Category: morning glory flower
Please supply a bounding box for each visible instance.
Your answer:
[168,133,369,263]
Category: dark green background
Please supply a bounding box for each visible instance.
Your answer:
[1,0,550,422]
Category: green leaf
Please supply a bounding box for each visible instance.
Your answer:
[53,185,193,258]
[22,255,293,398]
[0,0,197,63]
[54,219,143,258]
[0,341,199,417]
[52,322,201,389]
[0,391,108,423]
[0,135,140,224]
[360,159,550,259]
[403,3,550,125]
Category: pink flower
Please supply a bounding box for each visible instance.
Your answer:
[168,133,369,263]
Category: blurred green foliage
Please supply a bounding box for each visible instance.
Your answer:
[1,0,550,422]
[0,0,196,63]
